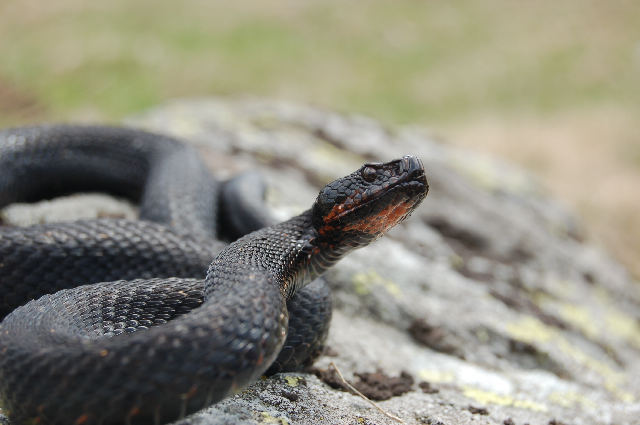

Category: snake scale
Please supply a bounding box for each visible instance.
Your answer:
[0,125,428,425]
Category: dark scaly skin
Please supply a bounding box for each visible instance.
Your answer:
[0,219,221,320]
[0,125,429,425]
[0,125,218,239]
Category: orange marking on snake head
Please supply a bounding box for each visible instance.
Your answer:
[324,189,363,223]
[317,225,336,236]
[74,414,90,425]
[325,203,345,222]
[342,200,412,234]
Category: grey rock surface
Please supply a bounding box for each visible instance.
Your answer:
[2,98,639,425]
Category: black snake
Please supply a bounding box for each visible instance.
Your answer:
[0,125,428,425]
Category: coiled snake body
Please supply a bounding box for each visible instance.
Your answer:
[0,125,428,424]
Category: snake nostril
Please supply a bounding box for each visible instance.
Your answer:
[400,155,422,175]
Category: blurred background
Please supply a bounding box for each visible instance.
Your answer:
[0,0,638,276]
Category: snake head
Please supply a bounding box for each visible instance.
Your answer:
[312,156,428,245]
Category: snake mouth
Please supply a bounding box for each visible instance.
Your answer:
[321,156,428,234]
[341,177,428,235]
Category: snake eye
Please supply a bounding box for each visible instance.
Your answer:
[361,166,377,182]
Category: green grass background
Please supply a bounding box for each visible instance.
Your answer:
[1,1,637,124]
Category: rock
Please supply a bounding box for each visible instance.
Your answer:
[2,98,639,425]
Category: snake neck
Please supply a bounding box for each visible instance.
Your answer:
[206,210,352,300]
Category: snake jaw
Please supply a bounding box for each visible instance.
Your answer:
[343,195,414,235]
[312,155,428,241]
